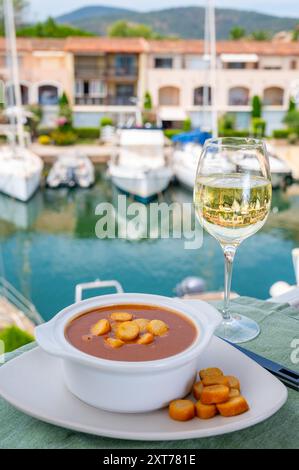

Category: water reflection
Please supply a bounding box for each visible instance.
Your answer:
[0,172,297,242]
[0,190,43,234]
[0,169,298,320]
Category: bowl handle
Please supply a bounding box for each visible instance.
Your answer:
[35,321,64,357]
[183,299,222,332]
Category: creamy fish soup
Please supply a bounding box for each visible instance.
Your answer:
[65,304,198,362]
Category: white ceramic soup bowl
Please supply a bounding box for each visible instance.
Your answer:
[35,293,222,413]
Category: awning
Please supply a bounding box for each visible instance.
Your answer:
[159,107,187,122]
[220,53,259,63]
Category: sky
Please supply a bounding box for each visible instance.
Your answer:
[27,0,299,21]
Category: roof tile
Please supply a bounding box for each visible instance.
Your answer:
[0,37,298,56]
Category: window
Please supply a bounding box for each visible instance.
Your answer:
[291,60,297,70]
[74,55,106,79]
[154,57,173,69]
[20,84,29,105]
[75,79,83,97]
[158,86,180,106]
[226,62,246,69]
[115,55,136,76]
[75,80,106,98]
[228,87,250,106]
[114,84,135,105]
[90,80,106,98]
[83,81,89,95]
[263,87,284,106]
[194,86,211,106]
[38,85,59,105]
[116,84,134,97]
[186,56,208,70]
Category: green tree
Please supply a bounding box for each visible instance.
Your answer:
[26,104,42,139]
[100,116,113,127]
[183,117,192,132]
[144,91,152,110]
[251,95,262,119]
[288,97,296,112]
[251,30,270,41]
[292,24,299,41]
[229,26,246,40]
[57,91,73,130]
[219,113,235,132]
[16,17,94,38]
[109,20,163,39]
[251,118,266,137]
[59,91,69,107]
[283,110,299,135]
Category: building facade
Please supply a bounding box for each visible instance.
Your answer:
[0,37,298,133]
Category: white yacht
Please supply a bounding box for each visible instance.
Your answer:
[173,141,293,191]
[173,143,202,189]
[0,0,43,202]
[173,141,235,190]
[239,146,293,189]
[109,128,173,202]
[0,145,43,201]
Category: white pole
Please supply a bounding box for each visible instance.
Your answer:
[4,0,25,149]
[202,3,210,131]
[292,248,299,285]
[208,0,218,138]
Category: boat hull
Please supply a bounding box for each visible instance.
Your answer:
[0,149,43,202]
[110,168,173,202]
[173,162,195,190]
[271,172,293,189]
[0,169,41,201]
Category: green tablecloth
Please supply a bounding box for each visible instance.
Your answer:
[0,297,298,449]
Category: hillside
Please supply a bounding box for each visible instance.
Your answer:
[56,6,134,24]
[55,5,299,39]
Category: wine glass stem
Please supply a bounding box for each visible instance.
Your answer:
[222,246,236,321]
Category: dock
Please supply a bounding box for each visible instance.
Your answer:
[29,143,113,165]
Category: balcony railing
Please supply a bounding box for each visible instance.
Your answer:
[75,68,107,79]
[106,67,138,78]
[75,67,138,80]
[75,96,135,106]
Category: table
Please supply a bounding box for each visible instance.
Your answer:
[0,297,298,449]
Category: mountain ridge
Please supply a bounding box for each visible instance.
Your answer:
[55,5,299,39]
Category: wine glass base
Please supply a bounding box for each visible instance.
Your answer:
[216,314,260,344]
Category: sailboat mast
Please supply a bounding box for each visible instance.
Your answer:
[4,0,25,149]
[204,0,218,138]
[207,0,218,138]
[202,3,210,130]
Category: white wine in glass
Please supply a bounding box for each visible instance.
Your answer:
[194,138,272,343]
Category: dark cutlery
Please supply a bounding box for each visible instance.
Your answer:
[224,340,299,392]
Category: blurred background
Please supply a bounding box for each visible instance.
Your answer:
[0,0,299,352]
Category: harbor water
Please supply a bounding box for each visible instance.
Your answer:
[0,166,298,321]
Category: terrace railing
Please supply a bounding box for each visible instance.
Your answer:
[75,96,136,106]
[0,277,43,326]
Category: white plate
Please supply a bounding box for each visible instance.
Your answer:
[0,337,287,441]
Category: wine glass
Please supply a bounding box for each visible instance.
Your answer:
[194,138,272,343]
